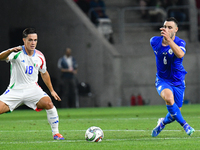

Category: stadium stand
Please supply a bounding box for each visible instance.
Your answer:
[0,0,200,107]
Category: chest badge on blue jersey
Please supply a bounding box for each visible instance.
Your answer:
[168,49,173,55]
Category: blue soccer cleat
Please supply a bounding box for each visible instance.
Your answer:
[53,133,65,140]
[151,118,165,137]
[183,123,195,136]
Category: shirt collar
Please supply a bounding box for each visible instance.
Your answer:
[22,45,36,56]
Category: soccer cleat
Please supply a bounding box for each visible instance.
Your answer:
[53,133,65,140]
[151,118,165,137]
[183,123,195,136]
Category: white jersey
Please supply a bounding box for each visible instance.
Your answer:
[6,45,47,89]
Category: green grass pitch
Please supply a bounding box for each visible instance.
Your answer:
[0,104,200,150]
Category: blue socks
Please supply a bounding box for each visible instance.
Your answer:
[163,112,175,125]
[166,103,186,126]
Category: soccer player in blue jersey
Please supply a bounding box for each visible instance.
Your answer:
[150,17,195,137]
[0,28,64,140]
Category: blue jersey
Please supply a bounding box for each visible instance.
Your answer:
[150,36,187,86]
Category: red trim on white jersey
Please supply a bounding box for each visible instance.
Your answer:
[35,50,45,69]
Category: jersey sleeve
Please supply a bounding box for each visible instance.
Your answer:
[39,57,47,73]
[177,39,186,53]
[6,51,20,63]
[36,50,47,73]
[150,36,160,50]
[150,36,155,48]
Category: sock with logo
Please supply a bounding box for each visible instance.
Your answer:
[163,112,175,125]
[46,106,59,135]
[166,103,186,126]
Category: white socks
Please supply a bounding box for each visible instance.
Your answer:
[46,106,59,135]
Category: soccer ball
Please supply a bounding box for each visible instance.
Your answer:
[85,126,104,142]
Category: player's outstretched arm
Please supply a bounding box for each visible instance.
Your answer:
[0,46,22,61]
[40,71,61,101]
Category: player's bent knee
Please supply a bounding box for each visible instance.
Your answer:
[37,97,54,110]
[164,97,174,105]
[46,102,54,110]
[161,90,174,105]
[163,96,174,105]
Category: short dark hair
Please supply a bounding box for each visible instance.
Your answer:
[22,28,37,38]
[166,17,179,26]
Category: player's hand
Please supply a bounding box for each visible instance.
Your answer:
[160,27,167,37]
[10,46,22,52]
[51,91,61,101]
[160,27,170,42]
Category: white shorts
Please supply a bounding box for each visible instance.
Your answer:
[0,85,49,111]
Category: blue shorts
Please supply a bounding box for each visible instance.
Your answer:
[155,77,185,108]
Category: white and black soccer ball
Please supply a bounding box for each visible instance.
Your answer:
[85,126,104,142]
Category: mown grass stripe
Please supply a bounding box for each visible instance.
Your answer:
[1,137,200,145]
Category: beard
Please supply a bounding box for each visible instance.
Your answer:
[170,32,175,39]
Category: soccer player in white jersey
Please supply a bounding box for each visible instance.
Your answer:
[0,28,64,140]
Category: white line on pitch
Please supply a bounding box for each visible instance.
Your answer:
[0,129,199,132]
[1,117,199,122]
[0,118,156,122]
